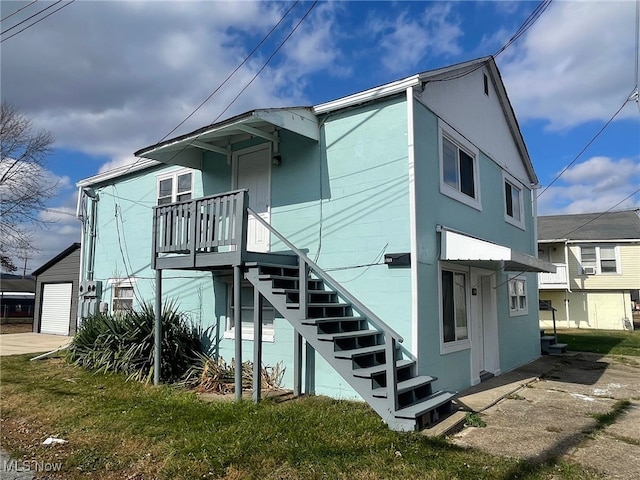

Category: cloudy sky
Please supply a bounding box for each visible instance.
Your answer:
[1,0,639,271]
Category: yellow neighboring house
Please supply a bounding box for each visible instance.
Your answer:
[538,210,640,331]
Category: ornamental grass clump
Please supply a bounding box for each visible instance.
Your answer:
[67,301,203,383]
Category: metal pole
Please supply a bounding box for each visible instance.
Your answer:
[154,269,162,385]
[234,265,242,401]
[252,287,263,402]
[304,342,315,395]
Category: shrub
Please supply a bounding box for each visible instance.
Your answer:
[67,301,204,383]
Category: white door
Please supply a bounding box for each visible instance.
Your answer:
[234,145,271,252]
[471,271,499,384]
[40,283,72,335]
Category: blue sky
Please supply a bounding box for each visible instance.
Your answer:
[1,0,639,271]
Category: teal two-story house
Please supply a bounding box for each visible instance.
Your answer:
[76,56,552,431]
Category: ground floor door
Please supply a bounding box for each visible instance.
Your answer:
[470,270,499,384]
[233,144,271,252]
[40,283,72,335]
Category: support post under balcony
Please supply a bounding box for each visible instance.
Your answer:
[293,331,302,396]
[154,269,162,386]
[234,265,242,401]
[253,288,263,402]
[305,343,315,395]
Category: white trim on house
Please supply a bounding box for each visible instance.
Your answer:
[313,76,421,114]
[77,159,160,188]
[406,86,419,355]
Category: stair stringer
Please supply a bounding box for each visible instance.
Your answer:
[244,266,454,431]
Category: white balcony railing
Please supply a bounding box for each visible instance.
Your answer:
[538,263,568,288]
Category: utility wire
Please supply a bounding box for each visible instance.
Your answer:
[0,0,59,34]
[1,0,74,43]
[536,91,635,198]
[0,0,38,24]
[120,0,311,178]
[157,0,300,144]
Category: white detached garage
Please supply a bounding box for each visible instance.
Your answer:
[32,244,81,336]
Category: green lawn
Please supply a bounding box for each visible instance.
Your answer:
[0,355,596,480]
[556,328,640,356]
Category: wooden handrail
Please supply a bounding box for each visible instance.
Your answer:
[247,207,405,345]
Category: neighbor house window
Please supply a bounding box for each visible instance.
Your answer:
[509,277,528,316]
[157,170,193,205]
[439,123,481,210]
[225,285,275,342]
[441,269,469,352]
[580,245,620,274]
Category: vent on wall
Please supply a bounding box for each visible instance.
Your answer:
[582,266,597,275]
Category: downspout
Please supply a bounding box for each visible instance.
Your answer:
[76,187,85,324]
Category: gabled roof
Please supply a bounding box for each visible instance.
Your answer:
[79,56,535,186]
[32,243,81,276]
[538,210,640,242]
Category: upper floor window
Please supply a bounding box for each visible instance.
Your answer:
[580,245,620,275]
[503,173,526,229]
[157,170,193,205]
[439,123,481,210]
[508,276,528,316]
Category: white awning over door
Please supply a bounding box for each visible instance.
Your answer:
[439,227,555,273]
[40,283,72,336]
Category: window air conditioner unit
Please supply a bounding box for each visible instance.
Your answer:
[582,266,597,275]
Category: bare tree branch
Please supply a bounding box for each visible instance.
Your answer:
[0,101,56,272]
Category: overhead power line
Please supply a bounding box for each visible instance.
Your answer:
[0,0,61,35]
[0,0,39,24]
[1,0,74,44]
[121,0,318,177]
[537,90,636,198]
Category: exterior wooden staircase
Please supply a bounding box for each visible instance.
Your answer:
[244,209,456,432]
[151,190,456,431]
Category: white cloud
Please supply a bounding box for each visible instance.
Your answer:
[500,0,637,129]
[368,3,463,74]
[538,156,640,215]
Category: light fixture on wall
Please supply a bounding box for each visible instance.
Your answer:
[272,154,282,166]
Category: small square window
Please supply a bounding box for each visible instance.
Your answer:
[225,285,275,342]
[112,285,134,313]
[509,277,528,316]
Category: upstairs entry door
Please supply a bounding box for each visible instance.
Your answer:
[233,144,271,252]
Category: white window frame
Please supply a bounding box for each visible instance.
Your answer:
[439,122,482,211]
[223,284,275,342]
[156,168,194,205]
[108,278,136,314]
[503,172,526,230]
[579,245,621,275]
[508,275,528,316]
[439,263,471,354]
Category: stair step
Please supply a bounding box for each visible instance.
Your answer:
[272,288,336,296]
[301,316,366,326]
[334,344,386,360]
[548,343,568,353]
[317,330,379,342]
[372,375,437,399]
[352,359,415,379]
[540,335,557,342]
[394,391,457,420]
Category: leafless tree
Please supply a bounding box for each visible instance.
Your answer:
[0,101,56,272]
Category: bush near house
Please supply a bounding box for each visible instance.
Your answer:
[66,302,204,382]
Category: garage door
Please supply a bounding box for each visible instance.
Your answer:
[40,283,72,335]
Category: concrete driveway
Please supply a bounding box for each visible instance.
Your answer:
[0,333,70,356]
[449,352,640,480]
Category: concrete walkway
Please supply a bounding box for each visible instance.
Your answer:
[0,333,70,356]
[447,352,640,480]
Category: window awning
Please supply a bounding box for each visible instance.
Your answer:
[439,227,555,273]
[134,108,319,169]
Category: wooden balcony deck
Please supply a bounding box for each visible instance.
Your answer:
[152,190,295,271]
